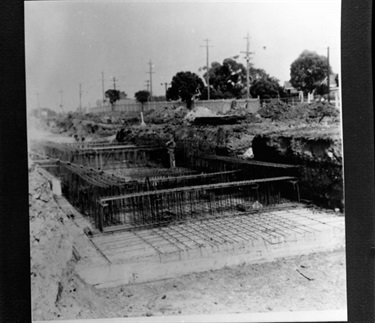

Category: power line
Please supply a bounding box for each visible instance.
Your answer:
[201,39,213,100]
[240,32,254,99]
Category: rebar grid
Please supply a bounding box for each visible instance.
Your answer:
[91,207,330,263]
[58,161,243,229]
[32,139,303,233]
[32,140,169,169]
[98,177,300,231]
[107,167,197,180]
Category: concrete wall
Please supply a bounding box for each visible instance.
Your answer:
[193,99,260,114]
[90,101,180,114]
[89,98,261,115]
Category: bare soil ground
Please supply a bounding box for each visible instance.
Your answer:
[81,248,346,319]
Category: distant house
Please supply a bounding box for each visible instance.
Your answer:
[315,74,340,96]
[318,74,339,90]
[30,107,57,118]
[316,74,340,106]
[283,81,299,96]
[119,91,128,100]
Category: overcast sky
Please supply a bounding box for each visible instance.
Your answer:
[25,0,341,112]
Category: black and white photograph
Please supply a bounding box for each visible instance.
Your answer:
[25,1,348,322]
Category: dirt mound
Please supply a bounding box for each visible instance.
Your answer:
[29,168,75,319]
[258,101,340,123]
[52,111,141,140]
[184,106,216,122]
[29,168,109,320]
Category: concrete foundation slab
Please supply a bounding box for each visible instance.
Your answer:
[75,207,345,288]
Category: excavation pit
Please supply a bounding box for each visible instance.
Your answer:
[31,139,344,288]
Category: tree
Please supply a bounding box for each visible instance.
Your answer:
[105,89,120,111]
[134,90,150,112]
[290,50,331,94]
[202,58,246,99]
[166,71,205,109]
[201,57,271,99]
[250,77,285,100]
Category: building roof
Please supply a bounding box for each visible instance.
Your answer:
[283,81,299,93]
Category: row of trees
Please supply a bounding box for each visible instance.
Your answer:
[106,50,335,110]
[164,58,287,108]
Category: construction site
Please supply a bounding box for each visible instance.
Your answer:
[28,101,346,321]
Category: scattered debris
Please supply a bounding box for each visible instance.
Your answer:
[296,269,314,281]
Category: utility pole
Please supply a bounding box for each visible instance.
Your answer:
[161,82,169,98]
[101,71,105,102]
[145,80,150,93]
[112,77,117,90]
[36,92,40,109]
[201,39,213,100]
[241,32,254,99]
[79,83,82,112]
[147,60,154,100]
[36,92,40,117]
[59,90,64,111]
[327,46,330,103]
